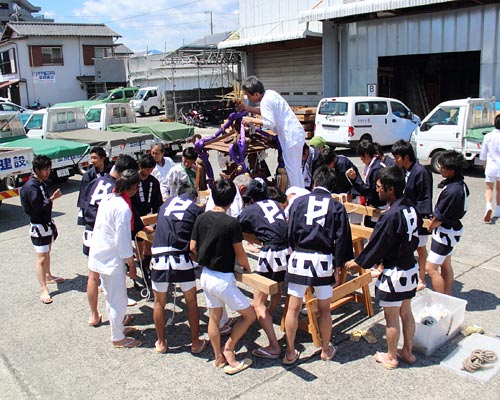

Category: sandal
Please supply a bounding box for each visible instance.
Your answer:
[113,337,142,348]
[282,350,300,365]
[321,343,338,361]
[122,314,135,325]
[40,296,53,304]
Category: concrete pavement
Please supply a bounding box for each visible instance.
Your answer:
[0,149,499,400]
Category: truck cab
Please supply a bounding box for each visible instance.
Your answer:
[86,103,136,130]
[414,97,495,172]
[130,86,164,116]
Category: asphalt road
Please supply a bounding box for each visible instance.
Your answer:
[0,129,499,399]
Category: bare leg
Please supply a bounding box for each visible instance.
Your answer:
[381,306,400,367]
[495,181,500,214]
[425,260,445,294]
[318,298,333,359]
[253,290,280,354]
[223,306,256,368]
[267,283,282,315]
[36,252,50,299]
[284,295,302,361]
[484,182,494,206]
[183,286,204,351]
[153,290,167,352]
[207,307,225,366]
[440,256,454,295]
[417,246,428,289]
[87,270,101,324]
[398,299,416,363]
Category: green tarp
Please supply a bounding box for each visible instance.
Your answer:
[0,136,89,159]
[107,122,194,141]
[46,129,154,148]
[464,126,493,143]
[52,101,102,113]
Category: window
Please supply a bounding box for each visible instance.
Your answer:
[94,47,112,59]
[124,89,136,99]
[391,101,411,119]
[29,46,63,66]
[110,91,123,100]
[355,101,388,116]
[85,109,101,123]
[41,47,63,65]
[25,114,44,130]
[427,106,460,126]
[318,101,348,116]
[120,107,127,117]
[112,107,120,118]
[0,49,16,75]
[83,45,112,65]
[0,103,22,112]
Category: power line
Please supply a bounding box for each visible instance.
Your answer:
[102,0,201,24]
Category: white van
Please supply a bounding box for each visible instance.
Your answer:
[130,86,164,116]
[314,96,420,148]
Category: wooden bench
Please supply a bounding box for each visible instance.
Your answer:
[137,214,279,296]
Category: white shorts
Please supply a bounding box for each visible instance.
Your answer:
[152,280,196,293]
[418,235,429,247]
[485,175,500,183]
[427,250,451,265]
[34,244,51,253]
[379,299,402,308]
[200,268,250,311]
[287,282,332,300]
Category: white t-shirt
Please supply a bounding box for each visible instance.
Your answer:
[480,128,500,177]
[259,89,305,150]
[152,156,175,199]
[88,194,133,275]
[205,189,244,217]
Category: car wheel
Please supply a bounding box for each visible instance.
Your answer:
[149,107,159,116]
[430,151,444,174]
[360,134,372,143]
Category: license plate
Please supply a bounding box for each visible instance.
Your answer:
[56,168,70,178]
[170,143,180,151]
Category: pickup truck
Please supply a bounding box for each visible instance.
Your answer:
[24,106,155,165]
[0,112,89,184]
[0,145,33,205]
[413,97,496,173]
[87,102,194,156]
[130,86,164,116]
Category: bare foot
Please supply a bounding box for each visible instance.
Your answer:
[397,348,416,364]
[374,352,398,369]
[223,349,239,368]
[214,354,227,368]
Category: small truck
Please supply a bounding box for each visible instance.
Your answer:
[0,144,33,205]
[0,112,89,186]
[413,97,496,172]
[130,86,164,116]
[24,106,154,165]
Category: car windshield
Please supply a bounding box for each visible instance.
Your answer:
[427,106,460,126]
[86,109,102,123]
[94,91,112,100]
[318,101,348,116]
[134,90,147,100]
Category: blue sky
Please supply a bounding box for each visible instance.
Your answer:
[32,0,239,53]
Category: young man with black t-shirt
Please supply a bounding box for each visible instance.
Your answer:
[190,179,256,375]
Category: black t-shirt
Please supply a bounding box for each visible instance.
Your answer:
[191,211,243,273]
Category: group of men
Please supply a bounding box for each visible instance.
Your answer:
[19,75,481,375]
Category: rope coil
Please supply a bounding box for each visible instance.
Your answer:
[462,349,497,372]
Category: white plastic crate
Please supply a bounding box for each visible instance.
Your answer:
[411,289,468,356]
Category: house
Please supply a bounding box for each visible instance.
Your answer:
[0,21,123,107]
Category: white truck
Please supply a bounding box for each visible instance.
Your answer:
[0,112,88,185]
[24,106,155,165]
[85,103,136,131]
[0,145,33,205]
[413,97,496,173]
[130,86,164,116]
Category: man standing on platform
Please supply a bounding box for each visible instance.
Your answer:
[238,76,305,188]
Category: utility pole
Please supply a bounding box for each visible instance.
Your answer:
[206,11,213,35]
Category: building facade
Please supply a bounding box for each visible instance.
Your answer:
[0,22,122,107]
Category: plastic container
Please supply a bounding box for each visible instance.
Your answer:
[410,289,468,356]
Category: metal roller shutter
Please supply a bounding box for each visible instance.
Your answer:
[254,46,322,107]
